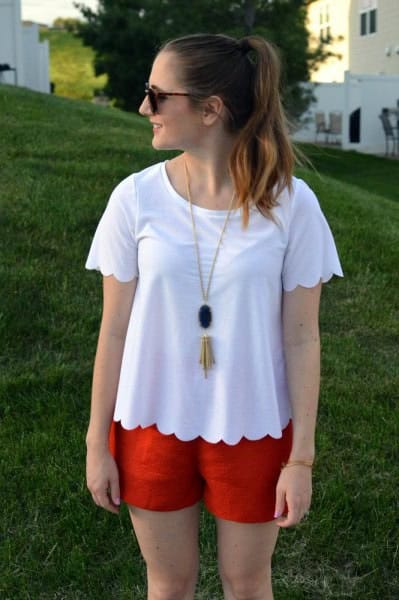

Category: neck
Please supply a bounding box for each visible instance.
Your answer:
[183,154,230,194]
[178,134,239,209]
[165,123,241,210]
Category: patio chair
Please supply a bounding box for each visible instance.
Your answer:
[328,112,342,145]
[379,109,399,156]
[315,112,330,143]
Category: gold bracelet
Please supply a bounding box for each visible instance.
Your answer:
[281,460,314,469]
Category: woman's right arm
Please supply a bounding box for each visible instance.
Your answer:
[86,274,138,514]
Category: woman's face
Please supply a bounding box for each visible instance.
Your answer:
[139,51,204,151]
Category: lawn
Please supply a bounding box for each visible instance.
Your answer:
[40,28,107,101]
[0,84,398,599]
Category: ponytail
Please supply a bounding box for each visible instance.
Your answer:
[229,36,295,228]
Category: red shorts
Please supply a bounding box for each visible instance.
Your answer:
[108,420,292,523]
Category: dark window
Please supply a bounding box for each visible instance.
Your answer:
[369,9,377,34]
[360,12,367,36]
[360,8,378,36]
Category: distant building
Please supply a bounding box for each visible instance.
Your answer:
[294,0,399,155]
[308,0,399,81]
[350,0,399,76]
[0,0,50,93]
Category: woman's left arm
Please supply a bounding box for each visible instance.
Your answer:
[274,281,322,528]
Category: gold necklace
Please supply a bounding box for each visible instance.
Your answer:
[184,159,236,377]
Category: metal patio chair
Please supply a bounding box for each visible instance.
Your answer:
[379,109,398,156]
[315,112,330,143]
[328,112,342,145]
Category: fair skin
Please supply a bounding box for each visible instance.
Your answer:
[86,50,320,599]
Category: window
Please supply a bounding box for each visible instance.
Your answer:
[359,1,378,36]
[369,9,377,34]
[360,12,367,36]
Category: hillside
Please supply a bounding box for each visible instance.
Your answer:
[0,85,398,599]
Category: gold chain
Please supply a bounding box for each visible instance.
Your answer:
[184,159,236,303]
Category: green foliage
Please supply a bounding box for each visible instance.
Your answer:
[1,84,398,598]
[75,0,328,118]
[52,17,82,32]
[40,28,107,100]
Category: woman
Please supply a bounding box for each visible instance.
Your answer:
[85,33,343,599]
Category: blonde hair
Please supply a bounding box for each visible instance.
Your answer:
[160,33,295,228]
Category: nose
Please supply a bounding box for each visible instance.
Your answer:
[139,95,152,116]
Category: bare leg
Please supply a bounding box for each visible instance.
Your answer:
[216,517,280,600]
[128,503,201,600]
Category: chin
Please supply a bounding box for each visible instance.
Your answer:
[152,138,180,151]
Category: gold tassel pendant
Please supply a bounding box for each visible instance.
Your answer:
[199,334,215,378]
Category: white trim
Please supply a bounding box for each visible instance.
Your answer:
[358,0,377,11]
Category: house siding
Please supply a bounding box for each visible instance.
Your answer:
[350,0,399,75]
[307,0,399,81]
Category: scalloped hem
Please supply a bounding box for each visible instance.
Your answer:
[283,270,344,292]
[112,417,291,446]
[85,264,138,283]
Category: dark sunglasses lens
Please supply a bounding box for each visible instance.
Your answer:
[147,88,157,113]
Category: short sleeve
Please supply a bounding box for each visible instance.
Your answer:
[85,174,138,282]
[282,180,343,291]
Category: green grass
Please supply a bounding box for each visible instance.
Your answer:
[299,143,399,203]
[1,84,398,599]
[40,29,107,100]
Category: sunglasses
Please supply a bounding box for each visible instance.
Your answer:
[144,82,191,114]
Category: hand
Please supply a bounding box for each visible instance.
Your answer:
[273,465,312,527]
[86,446,121,514]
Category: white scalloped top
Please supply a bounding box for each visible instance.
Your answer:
[85,161,343,444]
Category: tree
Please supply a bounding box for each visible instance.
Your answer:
[53,17,81,32]
[75,0,329,120]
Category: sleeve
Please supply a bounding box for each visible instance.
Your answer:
[282,179,343,291]
[85,174,139,282]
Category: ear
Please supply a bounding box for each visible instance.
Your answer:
[201,96,225,126]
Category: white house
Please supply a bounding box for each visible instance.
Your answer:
[350,0,399,76]
[0,0,50,93]
[308,0,399,81]
[294,0,399,155]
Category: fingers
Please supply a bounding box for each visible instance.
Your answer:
[87,475,121,514]
[275,494,310,528]
[86,450,121,515]
[109,473,121,509]
[274,468,312,528]
[92,486,120,515]
[273,486,286,522]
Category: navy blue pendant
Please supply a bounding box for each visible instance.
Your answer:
[198,304,212,329]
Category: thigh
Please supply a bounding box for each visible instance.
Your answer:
[216,517,279,594]
[128,503,201,580]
